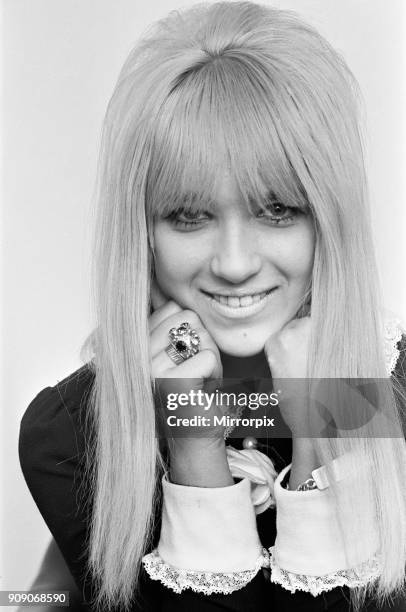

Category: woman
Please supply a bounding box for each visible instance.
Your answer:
[19,2,406,611]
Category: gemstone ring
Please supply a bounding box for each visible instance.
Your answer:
[165,322,201,365]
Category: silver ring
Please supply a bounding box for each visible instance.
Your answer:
[165,322,201,365]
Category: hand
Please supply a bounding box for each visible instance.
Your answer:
[150,279,233,486]
[264,315,324,437]
[150,279,223,421]
[264,315,310,380]
[264,315,322,485]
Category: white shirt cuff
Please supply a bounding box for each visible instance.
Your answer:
[157,475,263,572]
[273,463,379,575]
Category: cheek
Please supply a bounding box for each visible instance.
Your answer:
[153,249,183,293]
[294,237,314,280]
[264,221,314,284]
[285,222,315,282]
[152,226,205,294]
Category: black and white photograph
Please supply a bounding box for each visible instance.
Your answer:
[2,1,406,611]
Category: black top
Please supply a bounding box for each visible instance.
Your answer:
[19,339,406,612]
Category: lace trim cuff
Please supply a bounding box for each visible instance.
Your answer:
[142,547,270,595]
[268,547,381,597]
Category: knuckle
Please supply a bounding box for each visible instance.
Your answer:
[202,348,217,368]
[151,352,170,375]
[265,333,281,352]
[196,327,210,344]
[180,309,194,319]
[165,301,182,315]
[181,310,200,326]
[264,333,276,347]
[157,300,178,315]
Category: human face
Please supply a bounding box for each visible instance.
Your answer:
[152,170,315,357]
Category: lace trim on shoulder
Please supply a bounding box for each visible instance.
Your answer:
[142,548,270,595]
[384,317,404,375]
[268,547,381,596]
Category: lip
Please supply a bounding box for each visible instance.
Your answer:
[202,288,278,319]
[202,288,274,298]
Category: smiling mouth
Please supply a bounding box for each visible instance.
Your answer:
[202,289,275,309]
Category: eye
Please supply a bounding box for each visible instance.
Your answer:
[258,198,302,225]
[165,207,210,229]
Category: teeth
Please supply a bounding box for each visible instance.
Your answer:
[211,291,268,308]
[228,297,240,308]
[240,295,253,307]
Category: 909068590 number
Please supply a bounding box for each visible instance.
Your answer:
[0,591,69,607]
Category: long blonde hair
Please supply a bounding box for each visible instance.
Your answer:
[82,2,406,609]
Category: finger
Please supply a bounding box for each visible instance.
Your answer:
[151,316,215,360]
[167,349,222,380]
[264,315,311,355]
[283,313,312,331]
[149,300,183,332]
[152,341,221,379]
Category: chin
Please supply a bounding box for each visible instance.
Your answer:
[214,335,266,358]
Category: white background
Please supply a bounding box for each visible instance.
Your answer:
[2,0,405,595]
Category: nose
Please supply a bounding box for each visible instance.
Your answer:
[210,222,262,283]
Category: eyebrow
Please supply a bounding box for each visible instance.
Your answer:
[175,192,216,210]
[171,189,288,212]
[178,190,278,202]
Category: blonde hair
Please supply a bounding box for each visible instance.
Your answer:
[82,2,406,610]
